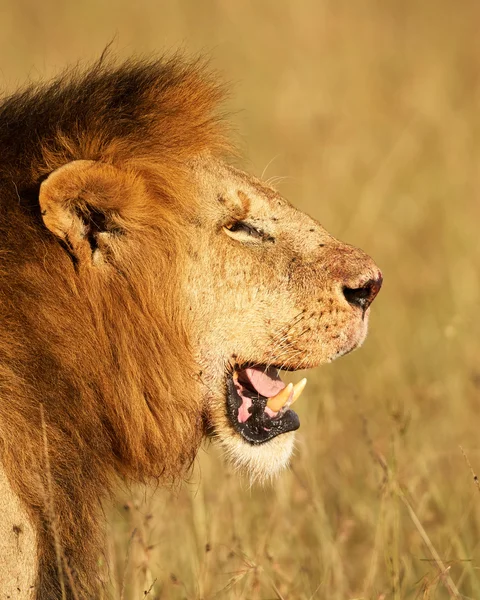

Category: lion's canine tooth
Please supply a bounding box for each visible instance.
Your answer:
[266,383,293,412]
[266,379,308,413]
[291,378,307,405]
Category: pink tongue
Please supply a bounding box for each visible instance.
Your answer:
[240,366,286,398]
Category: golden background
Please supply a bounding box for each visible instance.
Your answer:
[1,1,480,598]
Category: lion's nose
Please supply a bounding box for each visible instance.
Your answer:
[343,274,383,312]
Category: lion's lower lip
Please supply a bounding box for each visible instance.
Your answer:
[225,366,300,445]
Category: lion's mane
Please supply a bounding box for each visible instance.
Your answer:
[0,56,229,596]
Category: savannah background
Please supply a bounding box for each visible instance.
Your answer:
[1,1,479,598]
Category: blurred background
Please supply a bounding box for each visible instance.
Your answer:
[2,1,480,598]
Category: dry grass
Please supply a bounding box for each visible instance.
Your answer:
[2,0,480,598]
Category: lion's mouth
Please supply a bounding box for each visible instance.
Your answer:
[225,365,307,445]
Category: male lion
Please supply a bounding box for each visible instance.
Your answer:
[0,57,382,598]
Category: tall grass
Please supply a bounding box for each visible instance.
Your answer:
[2,0,480,597]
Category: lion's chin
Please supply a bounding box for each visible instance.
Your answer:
[204,363,304,483]
[214,426,296,484]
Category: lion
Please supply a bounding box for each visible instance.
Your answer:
[0,56,382,598]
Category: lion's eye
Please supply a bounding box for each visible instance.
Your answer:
[225,221,263,238]
[223,221,274,243]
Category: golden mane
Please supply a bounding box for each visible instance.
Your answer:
[0,55,229,183]
[0,56,229,597]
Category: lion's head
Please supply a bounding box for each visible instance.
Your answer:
[38,156,381,487]
[183,158,381,480]
[19,58,382,486]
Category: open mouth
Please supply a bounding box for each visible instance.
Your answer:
[226,365,307,445]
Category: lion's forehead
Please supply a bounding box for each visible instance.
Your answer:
[191,158,284,208]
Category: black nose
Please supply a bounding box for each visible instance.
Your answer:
[343,275,383,312]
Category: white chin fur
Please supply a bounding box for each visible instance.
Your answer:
[216,429,296,484]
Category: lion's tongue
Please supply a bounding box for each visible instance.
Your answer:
[238,366,286,397]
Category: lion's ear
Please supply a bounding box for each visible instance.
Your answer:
[39,160,139,265]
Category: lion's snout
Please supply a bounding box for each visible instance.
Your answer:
[283,240,383,366]
[321,242,382,313]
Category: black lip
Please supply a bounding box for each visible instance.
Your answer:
[225,376,300,445]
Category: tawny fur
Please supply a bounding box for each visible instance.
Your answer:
[0,56,381,598]
[0,56,229,599]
